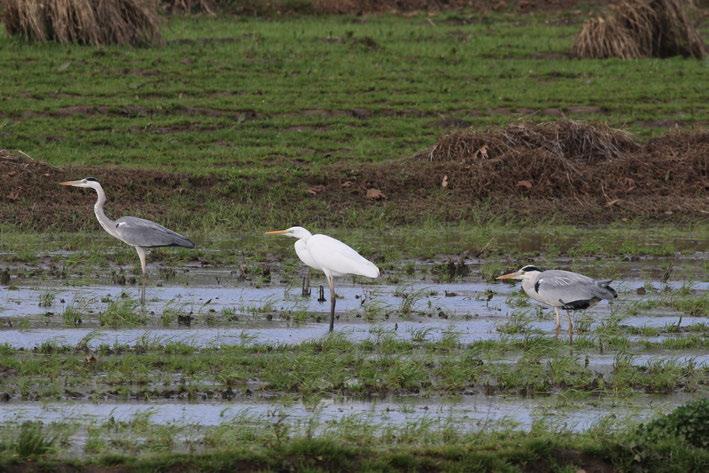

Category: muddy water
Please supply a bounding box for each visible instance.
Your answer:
[0,393,698,433]
[3,279,707,318]
[0,317,706,350]
[0,270,706,347]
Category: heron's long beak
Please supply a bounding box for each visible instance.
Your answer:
[265,230,288,236]
[496,271,520,281]
[60,180,81,187]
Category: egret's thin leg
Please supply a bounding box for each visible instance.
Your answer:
[327,274,336,332]
[554,307,561,339]
[136,247,147,305]
[566,310,574,345]
[302,268,311,297]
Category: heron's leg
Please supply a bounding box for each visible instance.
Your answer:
[136,247,147,305]
[554,307,561,339]
[566,310,574,345]
[327,274,336,333]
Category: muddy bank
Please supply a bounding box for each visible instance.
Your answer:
[1,124,708,229]
[0,149,218,231]
[318,123,708,223]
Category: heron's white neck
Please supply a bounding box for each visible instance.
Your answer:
[520,271,542,294]
[91,184,118,238]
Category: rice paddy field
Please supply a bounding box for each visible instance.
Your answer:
[0,1,707,472]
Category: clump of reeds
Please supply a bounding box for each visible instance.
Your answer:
[573,0,705,59]
[2,0,162,46]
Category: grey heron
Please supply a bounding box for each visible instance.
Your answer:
[497,265,617,342]
[265,227,379,332]
[61,177,195,302]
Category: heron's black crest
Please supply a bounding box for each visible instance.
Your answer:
[521,265,542,273]
[84,177,98,182]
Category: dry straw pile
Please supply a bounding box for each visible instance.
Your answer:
[573,0,705,59]
[2,0,162,46]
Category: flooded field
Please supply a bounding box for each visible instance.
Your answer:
[0,254,707,461]
[0,393,697,435]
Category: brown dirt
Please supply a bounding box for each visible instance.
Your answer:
[0,150,219,230]
[1,122,707,230]
[5,105,259,121]
[216,0,613,15]
[316,121,708,223]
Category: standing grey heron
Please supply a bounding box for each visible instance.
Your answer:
[497,265,617,342]
[61,177,195,302]
[265,226,379,332]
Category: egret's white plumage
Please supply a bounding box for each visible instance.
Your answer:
[498,265,616,342]
[308,234,379,278]
[267,226,379,331]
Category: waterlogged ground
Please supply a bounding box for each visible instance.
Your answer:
[0,254,707,458]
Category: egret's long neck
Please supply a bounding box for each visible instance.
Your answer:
[92,185,118,238]
[296,229,313,241]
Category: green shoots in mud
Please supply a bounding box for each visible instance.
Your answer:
[99,299,145,328]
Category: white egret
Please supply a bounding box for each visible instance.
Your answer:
[497,265,617,342]
[266,226,379,331]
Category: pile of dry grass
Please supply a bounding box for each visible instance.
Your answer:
[410,121,644,200]
[573,0,705,59]
[427,120,639,164]
[2,0,162,46]
[161,0,214,14]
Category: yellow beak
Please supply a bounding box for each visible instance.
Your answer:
[496,272,519,281]
[265,229,288,235]
[59,180,82,187]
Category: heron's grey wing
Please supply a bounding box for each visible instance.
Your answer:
[114,217,195,248]
[535,270,614,309]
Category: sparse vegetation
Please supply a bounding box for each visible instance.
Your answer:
[99,298,145,328]
[1,402,708,470]
[0,336,705,401]
[14,422,54,458]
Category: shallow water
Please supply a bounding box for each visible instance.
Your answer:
[1,269,705,347]
[0,315,705,350]
[3,279,706,319]
[0,393,698,433]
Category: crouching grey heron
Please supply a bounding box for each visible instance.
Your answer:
[497,265,617,342]
[61,177,195,302]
